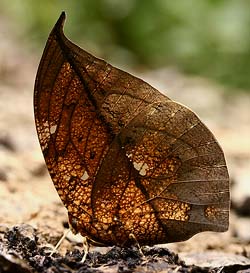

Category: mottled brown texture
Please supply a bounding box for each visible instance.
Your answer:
[34,12,230,246]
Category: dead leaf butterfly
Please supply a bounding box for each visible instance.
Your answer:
[34,12,230,246]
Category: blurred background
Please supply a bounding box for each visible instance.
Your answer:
[1,0,250,90]
[0,0,250,254]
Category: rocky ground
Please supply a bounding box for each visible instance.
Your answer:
[0,16,250,273]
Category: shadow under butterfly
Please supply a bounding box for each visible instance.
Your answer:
[34,12,230,247]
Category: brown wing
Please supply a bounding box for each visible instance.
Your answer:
[34,12,230,246]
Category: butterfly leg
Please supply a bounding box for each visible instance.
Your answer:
[129,233,144,257]
[49,229,70,257]
[80,236,89,263]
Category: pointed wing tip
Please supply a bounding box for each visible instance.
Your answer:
[54,11,66,31]
[60,11,66,20]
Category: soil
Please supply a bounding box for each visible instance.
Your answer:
[1,16,250,273]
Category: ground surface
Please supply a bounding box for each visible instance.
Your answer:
[1,17,250,273]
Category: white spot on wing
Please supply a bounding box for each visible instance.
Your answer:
[139,163,149,176]
[133,161,149,176]
[133,161,143,171]
[50,124,57,134]
[81,171,89,181]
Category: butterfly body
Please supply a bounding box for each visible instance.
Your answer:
[34,12,230,246]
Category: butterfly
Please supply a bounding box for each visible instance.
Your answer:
[34,12,230,246]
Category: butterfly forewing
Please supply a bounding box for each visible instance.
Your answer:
[34,12,230,246]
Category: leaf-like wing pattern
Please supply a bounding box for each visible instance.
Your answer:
[34,12,230,246]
